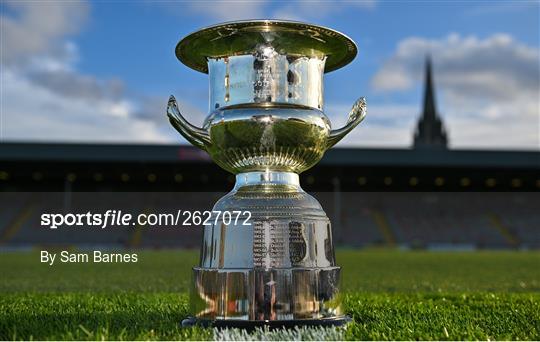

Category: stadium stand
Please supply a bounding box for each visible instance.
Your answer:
[1,192,538,250]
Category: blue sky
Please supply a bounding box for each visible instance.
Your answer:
[2,1,539,149]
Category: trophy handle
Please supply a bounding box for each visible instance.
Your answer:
[167,95,211,150]
[326,97,366,149]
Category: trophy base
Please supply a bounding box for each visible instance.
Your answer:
[181,316,351,330]
[190,266,343,321]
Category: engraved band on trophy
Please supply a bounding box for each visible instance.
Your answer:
[166,20,366,328]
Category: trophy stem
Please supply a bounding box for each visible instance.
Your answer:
[234,171,300,189]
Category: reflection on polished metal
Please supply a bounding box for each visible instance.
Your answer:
[167,20,366,328]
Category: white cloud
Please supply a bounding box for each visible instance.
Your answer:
[1,70,169,143]
[449,112,538,149]
[326,103,417,147]
[372,33,539,98]
[371,33,540,150]
[1,1,89,66]
[27,60,126,102]
[0,1,205,144]
[2,1,125,104]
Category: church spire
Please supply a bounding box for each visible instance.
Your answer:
[413,56,448,149]
[423,56,436,120]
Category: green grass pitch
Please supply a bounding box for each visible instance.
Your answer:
[0,250,539,340]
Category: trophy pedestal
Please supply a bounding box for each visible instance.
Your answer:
[186,172,348,327]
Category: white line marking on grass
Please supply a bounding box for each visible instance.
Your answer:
[214,326,345,341]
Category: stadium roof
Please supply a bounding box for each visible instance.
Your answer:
[1,142,538,169]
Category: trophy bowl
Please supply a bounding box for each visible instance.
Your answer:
[168,20,366,174]
[167,20,366,328]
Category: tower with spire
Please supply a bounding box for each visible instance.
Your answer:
[413,56,448,149]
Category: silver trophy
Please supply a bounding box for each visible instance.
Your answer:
[167,20,366,328]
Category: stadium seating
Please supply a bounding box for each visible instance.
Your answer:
[0,192,538,250]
